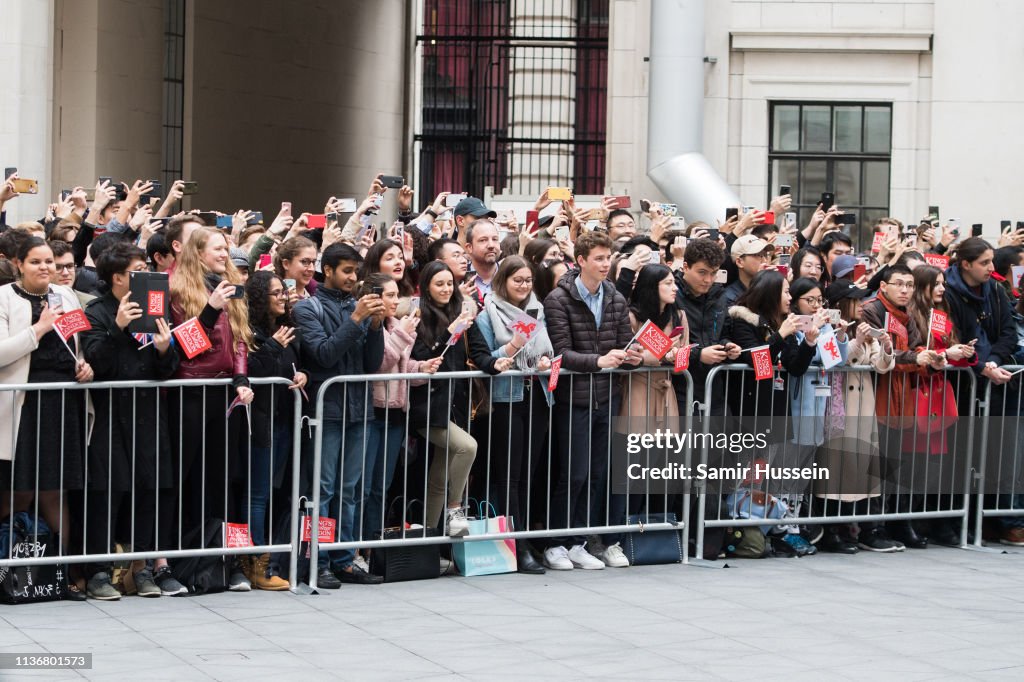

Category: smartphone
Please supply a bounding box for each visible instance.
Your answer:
[307,214,327,229]
[1000,220,1012,232]
[283,278,296,290]
[496,209,515,226]
[369,194,383,211]
[705,227,720,242]
[380,175,405,189]
[181,181,199,195]
[929,205,940,221]
[820,192,835,211]
[657,203,678,217]
[714,269,728,284]
[258,254,273,269]
[725,207,739,221]
[839,213,857,225]
[1017,221,1024,233]
[785,212,797,231]
[547,187,572,201]
[196,211,218,225]
[408,296,420,314]
[853,263,867,281]
[215,215,233,228]
[669,326,686,339]
[60,189,72,202]
[153,217,170,229]
[972,223,983,237]
[793,315,815,332]
[280,201,292,217]
[780,184,791,196]
[47,292,64,312]
[824,309,842,326]
[246,211,263,225]
[371,286,384,297]
[867,327,887,339]
[555,226,570,241]
[905,233,918,249]
[337,198,357,213]
[948,218,960,236]
[227,284,246,299]
[526,210,540,232]
[611,195,632,209]
[99,176,112,185]
[445,193,468,208]
[761,211,776,226]
[777,253,792,267]
[148,180,162,198]
[394,223,404,243]
[12,178,38,194]
[776,265,789,278]
[3,167,15,179]
[775,234,794,248]
[461,300,476,317]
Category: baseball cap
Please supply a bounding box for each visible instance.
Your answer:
[832,254,858,279]
[731,234,770,258]
[230,247,250,269]
[825,278,871,306]
[453,196,497,219]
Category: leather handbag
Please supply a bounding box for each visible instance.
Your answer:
[623,512,683,565]
[370,499,441,583]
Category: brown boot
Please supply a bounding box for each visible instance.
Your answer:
[248,553,289,591]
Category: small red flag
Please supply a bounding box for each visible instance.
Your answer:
[302,516,337,543]
[548,355,563,392]
[884,312,907,340]
[923,253,949,271]
[173,317,213,359]
[223,522,253,548]
[750,345,773,381]
[674,344,693,372]
[929,309,948,336]
[53,309,91,341]
[634,320,673,360]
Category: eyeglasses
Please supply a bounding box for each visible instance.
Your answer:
[269,289,288,298]
[296,259,316,267]
[800,296,824,305]
[511,277,533,285]
[55,263,76,272]
[887,281,914,290]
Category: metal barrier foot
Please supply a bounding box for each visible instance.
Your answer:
[291,583,323,595]
[686,558,730,569]
[960,544,1015,554]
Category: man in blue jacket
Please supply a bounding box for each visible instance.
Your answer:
[294,243,386,587]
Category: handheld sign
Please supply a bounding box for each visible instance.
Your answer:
[128,271,171,334]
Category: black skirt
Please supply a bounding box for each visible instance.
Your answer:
[3,382,86,492]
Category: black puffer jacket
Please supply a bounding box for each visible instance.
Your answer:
[543,270,635,408]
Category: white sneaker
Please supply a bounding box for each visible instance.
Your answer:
[445,507,469,537]
[597,542,630,568]
[543,546,574,570]
[567,544,604,570]
[353,554,370,573]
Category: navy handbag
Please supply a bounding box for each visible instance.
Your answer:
[623,512,684,565]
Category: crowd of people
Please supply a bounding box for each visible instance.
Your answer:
[0,170,1022,602]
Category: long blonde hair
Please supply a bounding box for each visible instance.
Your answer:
[170,227,253,349]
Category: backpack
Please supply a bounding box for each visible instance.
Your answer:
[171,518,228,594]
[723,526,768,559]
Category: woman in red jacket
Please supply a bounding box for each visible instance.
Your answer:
[170,227,254,589]
[906,264,976,545]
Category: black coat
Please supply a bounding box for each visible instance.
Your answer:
[727,305,815,442]
[80,291,179,490]
[248,326,302,448]
[543,270,635,409]
[674,276,735,403]
[409,322,497,431]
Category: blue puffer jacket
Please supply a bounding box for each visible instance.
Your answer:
[293,286,384,422]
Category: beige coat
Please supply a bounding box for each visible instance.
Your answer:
[816,335,894,501]
[0,283,85,461]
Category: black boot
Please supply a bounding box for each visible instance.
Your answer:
[517,547,545,574]
[888,521,928,549]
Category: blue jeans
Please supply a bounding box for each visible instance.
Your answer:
[362,416,405,539]
[249,427,292,546]
[319,419,376,569]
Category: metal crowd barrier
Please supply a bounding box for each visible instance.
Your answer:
[0,377,304,590]
[972,366,1024,546]
[693,364,977,559]
[6,360,1022,597]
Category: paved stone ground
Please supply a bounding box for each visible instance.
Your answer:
[1,545,1023,680]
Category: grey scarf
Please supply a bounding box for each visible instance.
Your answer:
[484,292,554,371]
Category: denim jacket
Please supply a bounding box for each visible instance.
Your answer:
[475,308,554,406]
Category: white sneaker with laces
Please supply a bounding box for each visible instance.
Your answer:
[597,542,630,568]
[353,555,370,573]
[543,546,574,570]
[445,506,469,537]
[567,544,604,570]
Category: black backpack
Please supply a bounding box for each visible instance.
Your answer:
[171,518,228,594]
